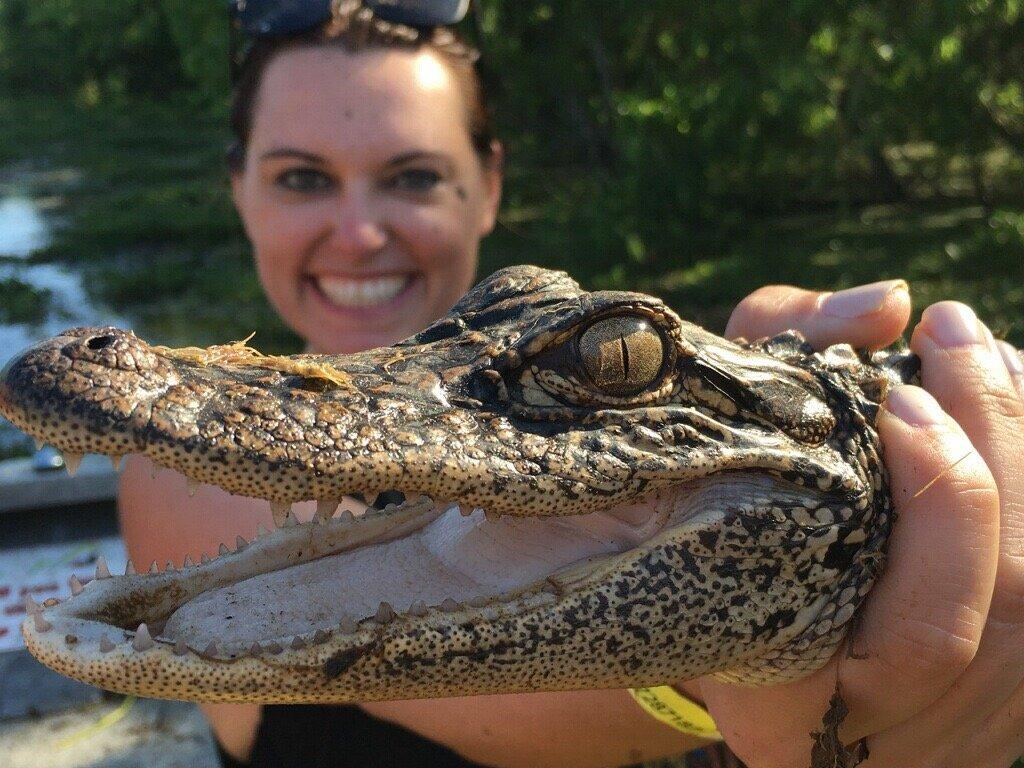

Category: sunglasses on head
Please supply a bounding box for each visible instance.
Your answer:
[230,0,470,36]
[229,0,474,83]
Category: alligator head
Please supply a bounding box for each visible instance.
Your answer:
[0,265,918,703]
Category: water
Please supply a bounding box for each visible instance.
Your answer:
[0,172,129,454]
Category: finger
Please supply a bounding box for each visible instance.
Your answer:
[911,303,1024,625]
[725,280,910,350]
[699,386,999,767]
[996,340,1024,398]
[837,385,1000,728]
[853,306,1024,761]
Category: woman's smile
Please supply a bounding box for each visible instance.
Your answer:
[306,272,420,317]
[312,273,414,307]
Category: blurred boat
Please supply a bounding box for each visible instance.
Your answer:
[0,447,117,513]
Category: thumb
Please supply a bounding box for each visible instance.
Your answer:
[725,281,910,350]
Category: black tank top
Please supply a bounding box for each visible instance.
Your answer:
[214,703,740,767]
[215,704,489,767]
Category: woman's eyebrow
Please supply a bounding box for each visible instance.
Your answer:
[385,151,453,168]
[259,148,327,164]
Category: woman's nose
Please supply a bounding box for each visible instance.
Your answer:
[327,193,388,256]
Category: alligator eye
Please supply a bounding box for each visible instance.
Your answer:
[577,317,664,396]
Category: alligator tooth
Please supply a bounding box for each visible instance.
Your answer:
[149,561,160,574]
[173,638,189,656]
[408,600,428,616]
[34,438,45,450]
[270,501,290,527]
[257,524,270,540]
[165,561,176,573]
[338,510,354,524]
[24,596,41,615]
[312,629,329,644]
[315,500,338,523]
[458,505,472,517]
[201,553,211,565]
[339,615,359,634]
[182,555,194,568]
[33,613,53,632]
[187,478,200,497]
[109,454,123,471]
[235,535,248,551]
[99,635,115,653]
[132,623,155,651]
[95,555,111,580]
[267,642,283,655]
[63,452,83,476]
[203,641,219,657]
[290,636,306,650]
[375,602,396,623]
[440,598,460,612]
[218,543,230,557]
[69,576,84,596]
[43,597,60,608]
[125,560,136,576]
[284,511,299,528]
[249,642,262,656]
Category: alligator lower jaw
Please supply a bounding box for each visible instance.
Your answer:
[23,457,739,700]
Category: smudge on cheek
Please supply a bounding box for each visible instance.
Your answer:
[455,185,468,201]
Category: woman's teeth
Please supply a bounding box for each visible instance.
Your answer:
[315,275,411,307]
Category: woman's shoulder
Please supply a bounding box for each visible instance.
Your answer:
[118,456,271,567]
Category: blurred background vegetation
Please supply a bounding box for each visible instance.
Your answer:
[0,0,1020,355]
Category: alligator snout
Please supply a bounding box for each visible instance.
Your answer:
[62,326,164,374]
[0,326,177,461]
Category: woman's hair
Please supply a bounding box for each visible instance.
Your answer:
[228,2,496,171]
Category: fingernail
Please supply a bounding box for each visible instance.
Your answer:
[921,302,983,347]
[997,340,1024,376]
[884,385,947,426]
[820,280,907,319]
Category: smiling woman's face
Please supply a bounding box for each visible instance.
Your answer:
[231,46,501,354]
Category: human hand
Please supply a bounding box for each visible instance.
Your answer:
[699,283,1023,767]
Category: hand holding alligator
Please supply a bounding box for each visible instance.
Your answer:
[714,284,1023,767]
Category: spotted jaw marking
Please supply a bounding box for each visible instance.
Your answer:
[2,265,916,702]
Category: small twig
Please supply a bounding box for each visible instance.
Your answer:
[911,452,973,500]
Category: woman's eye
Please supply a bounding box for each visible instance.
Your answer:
[275,168,334,193]
[390,168,442,193]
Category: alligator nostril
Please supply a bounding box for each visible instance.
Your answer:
[86,335,116,351]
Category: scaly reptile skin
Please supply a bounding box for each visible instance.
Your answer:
[1,265,924,703]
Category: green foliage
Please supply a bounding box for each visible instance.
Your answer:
[0,0,228,107]
[0,0,184,101]
[0,276,51,324]
[478,0,1023,284]
[0,1,1020,348]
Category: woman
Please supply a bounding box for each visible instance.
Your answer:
[119,5,1024,767]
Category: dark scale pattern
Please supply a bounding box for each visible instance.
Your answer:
[0,265,962,703]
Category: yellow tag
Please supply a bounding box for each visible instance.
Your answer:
[628,686,722,740]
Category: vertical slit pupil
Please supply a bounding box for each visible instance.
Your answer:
[619,335,630,380]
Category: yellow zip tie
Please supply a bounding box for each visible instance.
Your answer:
[57,695,136,750]
[628,686,722,740]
